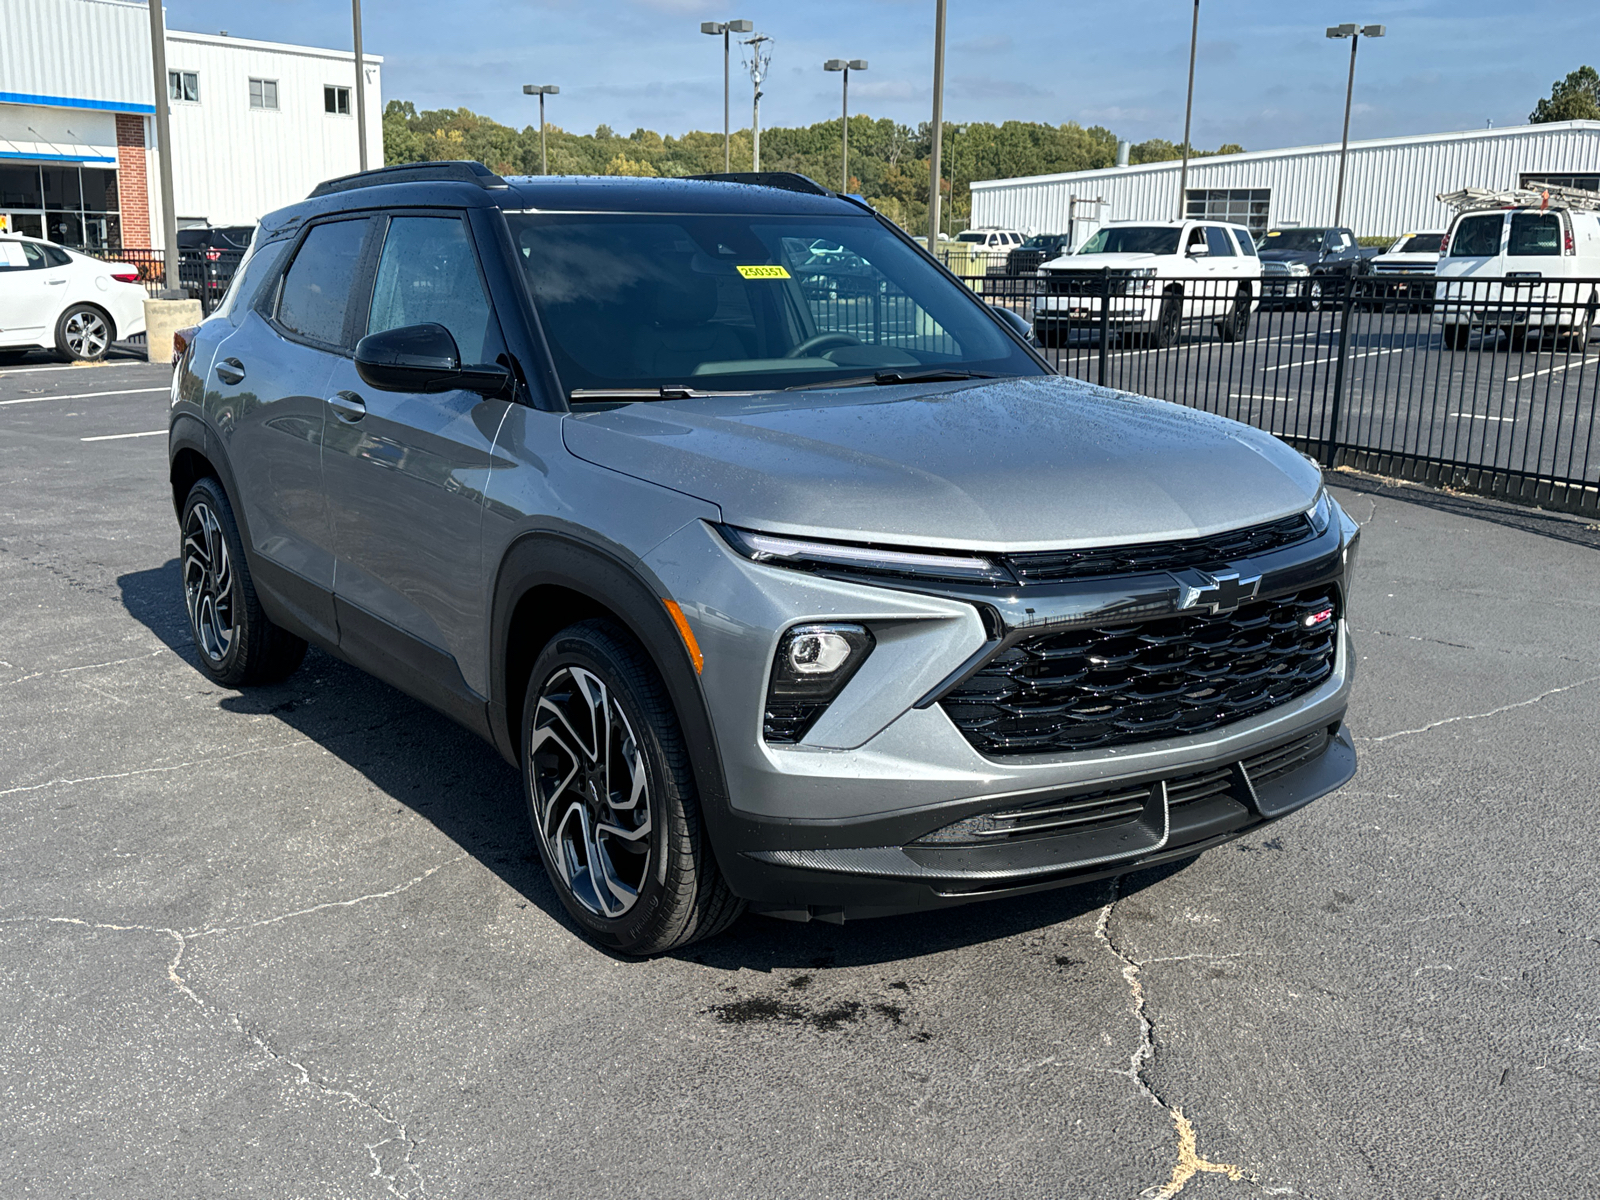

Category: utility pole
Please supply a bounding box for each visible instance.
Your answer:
[742,32,773,171]
[702,20,753,172]
[352,0,368,171]
[1176,0,1199,221]
[523,85,560,174]
[926,0,947,250]
[1326,23,1386,228]
[824,59,868,192]
[145,0,179,292]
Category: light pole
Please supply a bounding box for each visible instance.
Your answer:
[742,32,773,171]
[1326,23,1385,228]
[945,123,965,237]
[926,0,947,249]
[523,84,560,175]
[702,19,753,172]
[823,59,867,192]
[145,0,179,292]
[352,0,368,171]
[1176,0,1198,220]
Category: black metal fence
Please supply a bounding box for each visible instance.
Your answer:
[72,246,245,316]
[956,265,1600,517]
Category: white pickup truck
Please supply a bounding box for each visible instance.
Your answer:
[1033,220,1262,347]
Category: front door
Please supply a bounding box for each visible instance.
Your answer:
[0,238,60,340]
[320,212,510,718]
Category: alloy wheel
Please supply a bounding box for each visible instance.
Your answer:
[529,666,654,919]
[182,501,236,663]
[63,309,109,359]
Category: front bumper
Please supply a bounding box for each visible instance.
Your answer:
[642,506,1359,920]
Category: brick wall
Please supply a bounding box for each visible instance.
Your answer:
[115,113,151,249]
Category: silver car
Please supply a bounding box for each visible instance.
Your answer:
[169,163,1359,955]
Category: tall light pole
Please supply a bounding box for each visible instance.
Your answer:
[1326,23,1385,228]
[523,84,560,174]
[1176,0,1199,220]
[145,0,179,291]
[823,59,867,192]
[702,19,753,172]
[742,32,773,171]
[926,0,947,250]
[945,123,965,237]
[352,0,368,171]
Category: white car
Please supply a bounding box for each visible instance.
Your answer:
[1366,231,1444,309]
[952,226,1026,273]
[0,234,148,362]
[1033,220,1262,347]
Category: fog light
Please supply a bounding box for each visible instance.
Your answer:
[765,623,875,743]
[787,628,856,675]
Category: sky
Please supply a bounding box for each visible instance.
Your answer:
[162,0,1591,151]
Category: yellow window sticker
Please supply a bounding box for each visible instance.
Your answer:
[737,264,791,279]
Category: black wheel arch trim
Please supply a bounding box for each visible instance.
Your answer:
[488,530,734,849]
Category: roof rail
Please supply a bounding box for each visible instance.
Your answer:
[308,160,509,199]
[687,171,833,196]
[1438,183,1600,213]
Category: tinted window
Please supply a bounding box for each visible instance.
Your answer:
[1396,234,1443,254]
[1449,214,1503,258]
[367,217,496,363]
[1508,212,1561,257]
[1234,228,1258,257]
[1204,226,1236,257]
[1263,229,1323,251]
[1078,226,1181,255]
[277,219,368,346]
[218,239,288,326]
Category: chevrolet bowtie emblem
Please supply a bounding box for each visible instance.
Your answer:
[1173,569,1262,614]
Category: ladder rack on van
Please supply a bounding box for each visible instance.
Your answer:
[1437,183,1600,213]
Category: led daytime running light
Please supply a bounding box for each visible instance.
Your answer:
[723,527,1011,583]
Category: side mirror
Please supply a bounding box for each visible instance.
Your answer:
[989,303,1034,342]
[1186,243,1211,258]
[354,322,510,396]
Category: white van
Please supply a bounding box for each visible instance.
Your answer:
[1434,189,1600,349]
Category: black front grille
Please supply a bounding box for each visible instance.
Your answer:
[1006,513,1313,584]
[1045,270,1129,296]
[941,587,1339,756]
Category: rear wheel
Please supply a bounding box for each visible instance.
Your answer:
[1216,289,1252,342]
[521,620,744,955]
[1441,323,1471,351]
[179,477,307,686]
[55,304,112,362]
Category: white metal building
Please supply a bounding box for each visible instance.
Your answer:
[970,121,1600,245]
[1,0,382,249]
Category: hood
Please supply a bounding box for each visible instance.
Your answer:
[1047,252,1164,270]
[561,376,1322,552]
[1257,248,1319,265]
[1373,251,1439,266]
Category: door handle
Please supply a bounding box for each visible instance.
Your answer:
[328,390,366,422]
[46,279,67,285]
[214,357,245,385]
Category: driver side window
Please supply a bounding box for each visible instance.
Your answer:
[367,216,496,364]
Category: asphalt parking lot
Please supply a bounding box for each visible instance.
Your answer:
[3,350,1600,1199]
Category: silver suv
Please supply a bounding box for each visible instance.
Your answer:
[169,163,1359,954]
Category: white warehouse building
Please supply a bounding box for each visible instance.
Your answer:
[1,0,382,250]
[970,121,1600,246]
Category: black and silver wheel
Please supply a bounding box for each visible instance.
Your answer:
[55,304,112,362]
[1303,279,1324,313]
[522,620,743,954]
[1150,291,1182,349]
[179,477,307,686]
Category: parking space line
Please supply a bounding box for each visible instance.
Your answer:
[1509,359,1590,382]
[1449,413,1516,421]
[1228,393,1294,402]
[0,362,152,377]
[0,387,168,407]
[1261,347,1404,373]
[80,430,166,442]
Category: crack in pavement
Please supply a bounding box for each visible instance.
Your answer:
[1350,624,1599,667]
[1093,877,1266,1198]
[1361,675,1600,744]
[0,738,316,798]
[0,855,465,1197]
[0,647,168,688]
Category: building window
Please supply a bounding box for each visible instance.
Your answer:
[1,165,121,249]
[1521,172,1600,192]
[1186,188,1270,236]
[324,86,351,115]
[168,70,200,103]
[249,78,279,110]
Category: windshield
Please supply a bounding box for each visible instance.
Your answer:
[1262,229,1324,252]
[1394,234,1443,254]
[955,231,988,243]
[506,213,1043,396]
[1076,226,1180,256]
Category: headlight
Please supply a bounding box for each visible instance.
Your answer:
[765,623,875,743]
[1287,263,1311,277]
[1307,488,1334,536]
[718,525,1014,585]
[1127,268,1157,278]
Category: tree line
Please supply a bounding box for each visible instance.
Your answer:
[383,100,1243,232]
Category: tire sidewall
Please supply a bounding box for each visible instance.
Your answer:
[181,477,247,682]
[56,304,111,362]
[520,625,689,953]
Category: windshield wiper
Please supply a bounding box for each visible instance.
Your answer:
[786,368,999,391]
[568,386,709,404]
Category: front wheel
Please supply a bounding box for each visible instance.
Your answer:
[55,304,112,362]
[522,620,744,955]
[1302,279,1324,313]
[1150,292,1182,349]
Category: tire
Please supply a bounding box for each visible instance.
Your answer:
[1150,291,1182,349]
[54,304,113,362]
[1441,324,1471,351]
[1216,289,1251,343]
[1505,326,1527,353]
[521,619,744,955]
[1303,279,1324,313]
[179,477,307,687]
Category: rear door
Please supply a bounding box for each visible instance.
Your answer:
[319,210,511,719]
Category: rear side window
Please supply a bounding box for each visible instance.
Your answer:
[219,239,288,326]
[1204,226,1236,256]
[276,219,368,346]
[1508,212,1561,257]
[366,216,496,364]
[1449,214,1503,258]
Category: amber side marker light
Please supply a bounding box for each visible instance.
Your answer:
[662,599,704,674]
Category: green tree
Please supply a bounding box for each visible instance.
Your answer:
[1530,66,1600,123]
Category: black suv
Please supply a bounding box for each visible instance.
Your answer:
[178,225,253,304]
